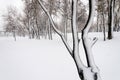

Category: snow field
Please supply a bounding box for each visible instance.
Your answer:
[0,32,120,80]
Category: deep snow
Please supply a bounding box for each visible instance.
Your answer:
[0,32,120,80]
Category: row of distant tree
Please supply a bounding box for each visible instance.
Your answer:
[2,0,120,40]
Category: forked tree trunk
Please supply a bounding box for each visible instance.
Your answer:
[81,0,101,80]
[37,0,102,80]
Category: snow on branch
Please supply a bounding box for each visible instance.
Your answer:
[81,0,102,79]
[37,0,73,55]
[82,0,95,34]
[71,0,86,70]
[37,0,62,35]
[91,37,98,47]
[82,0,96,68]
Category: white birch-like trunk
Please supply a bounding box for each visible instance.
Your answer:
[81,0,102,79]
[71,0,86,72]
[37,0,102,80]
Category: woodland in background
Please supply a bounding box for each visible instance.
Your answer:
[2,0,120,40]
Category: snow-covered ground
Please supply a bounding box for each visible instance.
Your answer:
[0,32,120,80]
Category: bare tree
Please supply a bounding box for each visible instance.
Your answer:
[37,0,102,80]
[77,0,88,32]
[81,0,101,79]
[61,0,69,40]
[47,0,56,40]
[113,0,120,31]
[23,0,33,38]
[96,0,108,41]
[3,6,22,41]
[107,0,115,39]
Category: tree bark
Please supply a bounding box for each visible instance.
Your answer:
[108,0,115,39]
[37,0,102,80]
[97,13,99,32]
[103,15,106,41]
[81,0,102,79]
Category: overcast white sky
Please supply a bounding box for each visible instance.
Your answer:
[0,0,24,30]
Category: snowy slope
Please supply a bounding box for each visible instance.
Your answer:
[0,32,120,80]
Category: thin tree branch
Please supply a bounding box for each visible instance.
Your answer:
[37,0,73,55]
[91,37,98,47]
[37,0,62,35]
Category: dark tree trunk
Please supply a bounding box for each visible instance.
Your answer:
[102,7,106,41]
[108,0,115,39]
